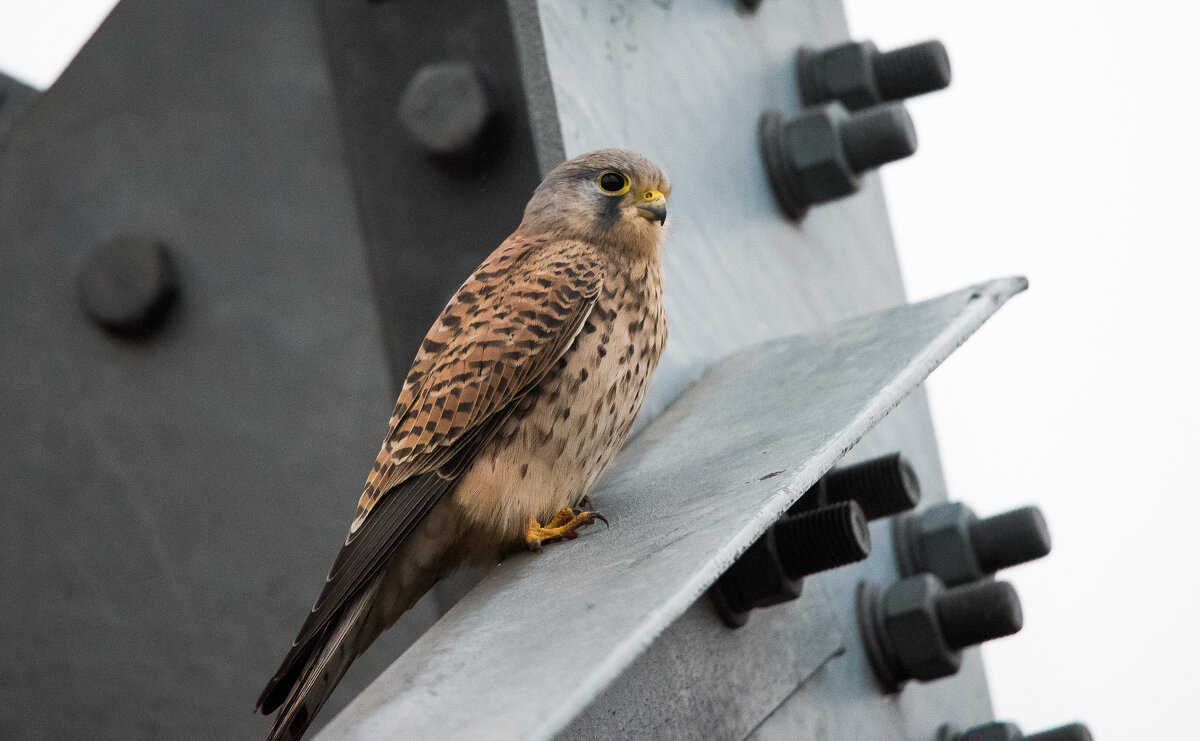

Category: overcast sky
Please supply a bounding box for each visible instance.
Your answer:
[2,1,1195,738]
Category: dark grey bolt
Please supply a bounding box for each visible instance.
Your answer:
[398,61,494,158]
[970,506,1052,574]
[857,575,1023,690]
[1026,724,1093,741]
[797,39,951,111]
[936,579,1023,651]
[77,236,178,337]
[839,105,919,174]
[945,722,1093,741]
[951,722,1024,741]
[894,501,1052,587]
[759,102,916,220]
[818,452,921,521]
[774,500,871,579]
[711,501,870,628]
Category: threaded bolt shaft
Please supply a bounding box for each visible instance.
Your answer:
[774,501,871,580]
[969,506,1052,575]
[936,580,1023,651]
[838,104,917,175]
[873,40,952,103]
[822,453,921,521]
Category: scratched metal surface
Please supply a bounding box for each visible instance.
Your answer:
[316,278,1027,740]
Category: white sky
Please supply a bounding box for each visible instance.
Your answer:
[845,1,1200,738]
[2,1,1194,738]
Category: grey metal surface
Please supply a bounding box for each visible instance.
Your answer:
[562,578,844,741]
[316,0,547,383]
[0,71,37,144]
[316,277,1027,741]
[0,2,437,738]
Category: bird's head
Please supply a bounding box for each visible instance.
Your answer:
[521,148,671,254]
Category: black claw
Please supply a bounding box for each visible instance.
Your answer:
[592,513,609,528]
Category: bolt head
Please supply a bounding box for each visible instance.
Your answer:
[881,574,960,682]
[398,61,493,158]
[917,501,985,586]
[77,236,178,337]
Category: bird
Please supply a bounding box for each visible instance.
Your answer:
[256,148,671,741]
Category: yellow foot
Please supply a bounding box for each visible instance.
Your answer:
[525,508,608,551]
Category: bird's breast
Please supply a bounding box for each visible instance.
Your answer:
[452,260,667,541]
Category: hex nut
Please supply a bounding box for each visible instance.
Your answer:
[881,574,960,682]
[760,103,916,220]
[798,42,881,111]
[915,501,984,586]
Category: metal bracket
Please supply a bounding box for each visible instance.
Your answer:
[316,277,1027,740]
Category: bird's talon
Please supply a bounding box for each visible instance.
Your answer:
[524,507,604,550]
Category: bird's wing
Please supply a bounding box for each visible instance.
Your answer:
[264,235,603,695]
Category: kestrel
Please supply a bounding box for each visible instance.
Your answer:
[257,149,670,740]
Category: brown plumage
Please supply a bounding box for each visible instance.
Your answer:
[257,149,671,740]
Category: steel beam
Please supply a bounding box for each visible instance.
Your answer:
[0,2,430,737]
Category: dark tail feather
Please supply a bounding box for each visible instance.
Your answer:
[261,578,382,741]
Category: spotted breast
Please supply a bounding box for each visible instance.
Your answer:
[452,252,667,542]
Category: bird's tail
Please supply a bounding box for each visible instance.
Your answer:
[262,577,382,741]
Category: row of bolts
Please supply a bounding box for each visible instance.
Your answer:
[710,452,1087,741]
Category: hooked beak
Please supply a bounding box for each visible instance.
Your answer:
[637,190,667,226]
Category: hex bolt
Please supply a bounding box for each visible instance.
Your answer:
[711,501,871,628]
[77,236,178,337]
[941,722,1093,741]
[894,502,1052,587]
[1025,725,1093,741]
[797,39,951,111]
[857,574,1023,691]
[941,722,1023,741]
[759,102,917,220]
[810,452,922,521]
[398,61,495,159]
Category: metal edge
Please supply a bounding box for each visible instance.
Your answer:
[532,276,1028,738]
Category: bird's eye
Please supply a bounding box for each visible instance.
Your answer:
[598,171,631,195]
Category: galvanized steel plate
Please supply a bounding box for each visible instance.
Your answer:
[316,277,1027,740]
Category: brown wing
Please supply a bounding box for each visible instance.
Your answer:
[260,235,604,709]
